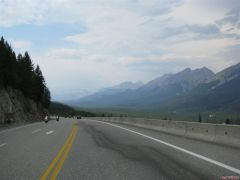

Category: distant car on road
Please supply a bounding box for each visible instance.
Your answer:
[77,116,82,119]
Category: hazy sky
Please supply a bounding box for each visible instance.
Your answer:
[0,0,240,100]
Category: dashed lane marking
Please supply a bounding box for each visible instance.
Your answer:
[0,143,7,148]
[46,130,54,135]
[32,129,41,134]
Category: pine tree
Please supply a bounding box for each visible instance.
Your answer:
[33,65,45,101]
[18,51,35,98]
[0,37,5,85]
[33,65,51,108]
[0,37,19,87]
[42,87,51,108]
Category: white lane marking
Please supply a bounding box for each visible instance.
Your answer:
[0,143,6,148]
[96,120,240,175]
[0,122,43,134]
[32,129,41,134]
[46,130,54,135]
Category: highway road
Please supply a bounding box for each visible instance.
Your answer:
[0,118,240,180]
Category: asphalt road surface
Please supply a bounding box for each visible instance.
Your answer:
[0,118,240,180]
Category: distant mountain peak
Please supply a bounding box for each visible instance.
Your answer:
[178,67,213,75]
[207,62,240,88]
[111,81,144,90]
[182,67,192,72]
[196,67,214,73]
[146,66,214,89]
[201,66,211,70]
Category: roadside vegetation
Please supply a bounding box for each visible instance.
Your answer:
[49,102,97,117]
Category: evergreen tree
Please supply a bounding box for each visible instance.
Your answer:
[32,65,51,108]
[0,37,5,85]
[18,51,35,98]
[33,65,45,101]
[42,87,51,108]
[0,37,19,87]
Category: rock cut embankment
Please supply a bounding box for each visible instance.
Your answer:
[0,86,44,124]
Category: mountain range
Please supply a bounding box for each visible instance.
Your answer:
[68,62,240,113]
[164,63,240,111]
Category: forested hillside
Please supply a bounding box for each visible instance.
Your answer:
[0,37,51,124]
[49,102,97,117]
[0,37,50,108]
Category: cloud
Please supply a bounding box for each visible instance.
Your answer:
[216,7,240,38]
[0,0,47,27]
[220,44,240,63]
[170,0,240,24]
[0,0,181,27]
[157,24,221,41]
[46,48,85,60]
[218,8,240,26]
[10,39,32,51]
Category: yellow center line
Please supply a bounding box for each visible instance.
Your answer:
[40,128,75,179]
[50,127,78,179]
[40,124,78,180]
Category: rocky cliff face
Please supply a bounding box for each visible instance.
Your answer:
[0,86,44,124]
